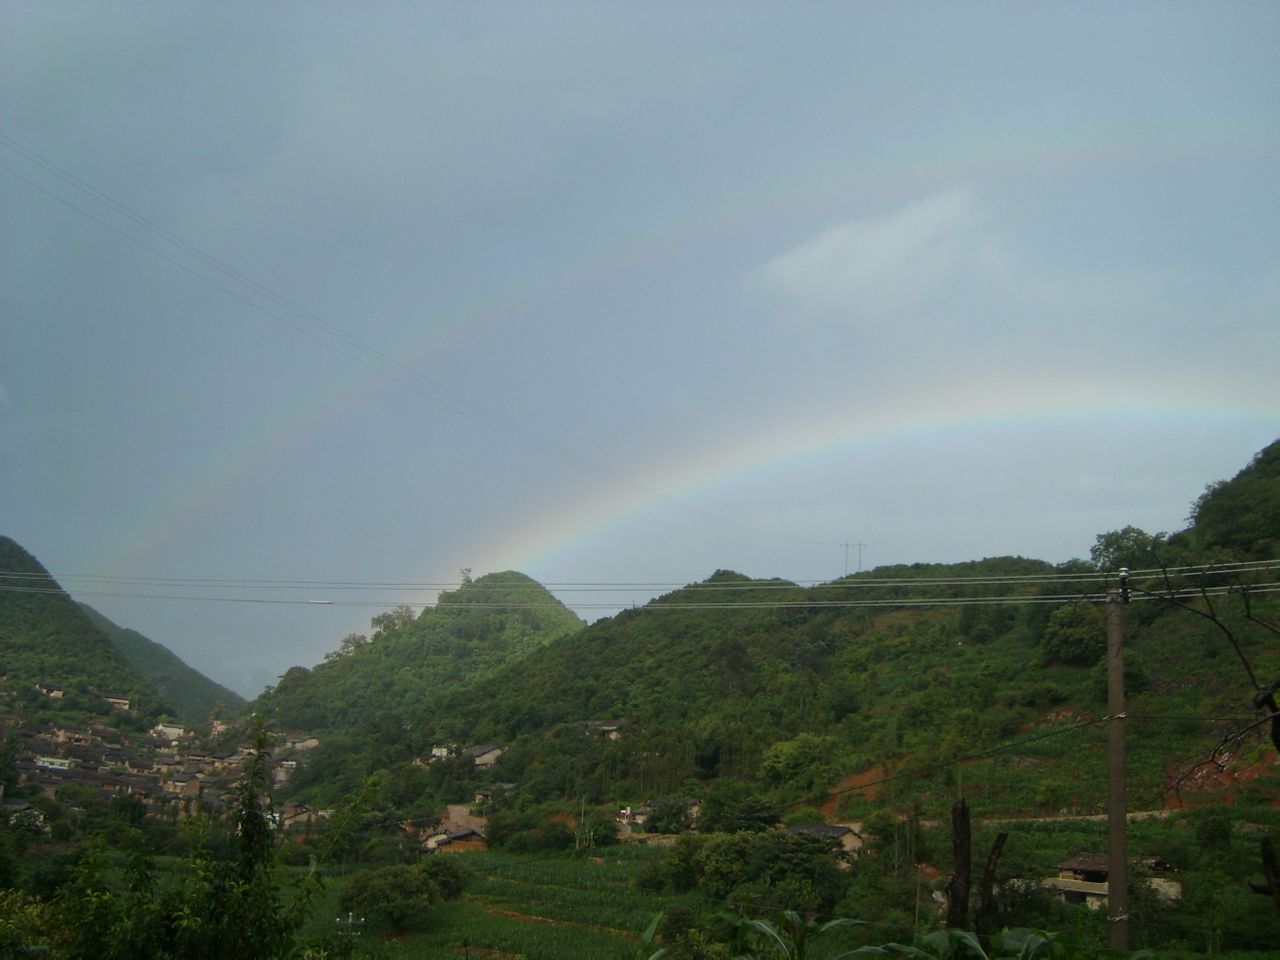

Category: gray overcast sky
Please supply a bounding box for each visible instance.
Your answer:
[3,2,1277,697]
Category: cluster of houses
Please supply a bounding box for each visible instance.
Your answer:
[1,711,326,827]
[0,702,1191,912]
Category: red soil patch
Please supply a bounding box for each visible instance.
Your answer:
[1163,747,1278,809]
[822,766,888,818]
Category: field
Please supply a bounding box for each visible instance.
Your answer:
[309,843,681,959]
[298,809,1280,959]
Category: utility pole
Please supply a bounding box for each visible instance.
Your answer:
[843,542,867,576]
[1106,568,1130,952]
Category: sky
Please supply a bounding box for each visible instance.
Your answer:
[2,2,1277,698]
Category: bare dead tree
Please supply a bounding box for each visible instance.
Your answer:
[1249,837,1280,917]
[1135,565,1280,798]
[974,831,1008,950]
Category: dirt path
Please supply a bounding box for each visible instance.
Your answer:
[474,901,636,940]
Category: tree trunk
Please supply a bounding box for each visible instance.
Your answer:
[975,832,1008,950]
[946,799,971,930]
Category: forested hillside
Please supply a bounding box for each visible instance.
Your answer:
[0,444,1275,958]
[78,603,246,725]
[0,536,170,723]
[275,440,1280,822]
[256,571,583,801]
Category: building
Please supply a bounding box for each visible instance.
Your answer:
[1044,853,1180,909]
[462,745,503,767]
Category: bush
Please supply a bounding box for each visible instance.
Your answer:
[339,864,440,933]
[1040,604,1105,667]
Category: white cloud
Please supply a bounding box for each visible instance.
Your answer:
[762,187,1010,318]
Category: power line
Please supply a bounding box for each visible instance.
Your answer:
[2,580,1276,612]
[3,557,1274,593]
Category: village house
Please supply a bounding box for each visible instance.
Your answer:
[151,723,186,742]
[35,683,64,699]
[1044,853,1180,909]
[786,822,865,856]
[462,744,503,767]
[423,825,486,853]
[443,802,487,836]
[281,804,330,829]
[473,784,516,809]
[616,805,651,836]
[419,744,456,764]
[163,773,201,798]
[104,695,131,711]
[588,720,625,741]
[3,800,49,834]
[50,725,95,745]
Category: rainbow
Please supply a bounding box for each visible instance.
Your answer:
[471,376,1278,577]
[90,112,1275,578]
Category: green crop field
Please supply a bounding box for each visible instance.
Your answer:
[372,845,679,959]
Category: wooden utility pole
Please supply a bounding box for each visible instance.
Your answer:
[1106,569,1130,952]
[947,799,971,930]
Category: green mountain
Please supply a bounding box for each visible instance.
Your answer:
[256,440,1278,818]
[78,603,246,725]
[255,571,583,799]
[394,439,1280,817]
[258,570,583,734]
[0,536,170,722]
[1180,438,1280,557]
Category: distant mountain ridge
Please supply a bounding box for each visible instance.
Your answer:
[256,570,583,735]
[0,536,170,719]
[272,439,1280,817]
[79,603,245,725]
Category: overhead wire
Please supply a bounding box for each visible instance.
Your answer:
[1,576,1277,613]
[1,557,1274,594]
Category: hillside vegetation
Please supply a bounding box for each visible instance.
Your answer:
[271,440,1280,823]
[0,536,170,724]
[255,570,584,802]
[78,603,246,725]
[0,442,1277,958]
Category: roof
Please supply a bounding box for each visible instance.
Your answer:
[787,823,856,838]
[1059,853,1110,873]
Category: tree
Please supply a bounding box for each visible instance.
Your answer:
[698,779,776,834]
[758,734,841,793]
[646,797,693,835]
[339,863,441,933]
[720,910,863,960]
[324,633,369,663]
[693,830,850,915]
[1039,603,1105,667]
[1186,439,1280,556]
[370,605,416,636]
[49,718,314,960]
[1090,526,1167,572]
